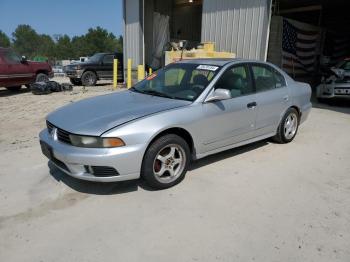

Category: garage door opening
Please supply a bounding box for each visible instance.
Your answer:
[144,0,203,70]
[267,0,350,84]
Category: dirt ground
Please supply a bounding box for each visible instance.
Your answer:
[0,78,350,262]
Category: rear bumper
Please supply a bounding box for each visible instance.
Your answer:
[39,129,144,182]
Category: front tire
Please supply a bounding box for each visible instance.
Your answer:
[273,108,299,144]
[81,71,97,86]
[141,134,190,189]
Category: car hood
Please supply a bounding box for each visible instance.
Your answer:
[47,90,191,136]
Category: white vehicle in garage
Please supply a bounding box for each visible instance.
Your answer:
[316,58,350,101]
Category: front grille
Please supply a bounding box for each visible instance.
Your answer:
[46,121,72,145]
[57,128,71,144]
[89,166,119,177]
[334,87,350,90]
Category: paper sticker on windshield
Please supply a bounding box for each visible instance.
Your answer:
[196,65,219,71]
[146,73,157,80]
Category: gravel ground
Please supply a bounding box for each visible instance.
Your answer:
[0,79,350,262]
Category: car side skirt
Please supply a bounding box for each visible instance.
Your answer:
[195,132,275,160]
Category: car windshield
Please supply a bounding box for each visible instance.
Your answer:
[131,63,221,101]
[88,53,104,63]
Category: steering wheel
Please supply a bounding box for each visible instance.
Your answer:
[191,84,205,94]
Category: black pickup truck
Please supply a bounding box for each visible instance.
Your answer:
[64,53,123,86]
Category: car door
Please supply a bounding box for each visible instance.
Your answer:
[99,54,114,79]
[249,63,290,137]
[0,55,11,87]
[199,64,257,152]
[4,50,33,85]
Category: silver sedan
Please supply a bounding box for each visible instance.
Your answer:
[39,59,312,189]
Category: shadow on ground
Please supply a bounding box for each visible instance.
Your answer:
[189,139,269,170]
[0,87,31,97]
[311,96,350,115]
[49,140,270,194]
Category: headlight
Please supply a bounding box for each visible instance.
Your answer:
[72,65,81,70]
[69,135,125,148]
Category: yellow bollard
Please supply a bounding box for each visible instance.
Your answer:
[137,65,145,81]
[113,59,118,89]
[127,59,132,88]
[148,67,152,75]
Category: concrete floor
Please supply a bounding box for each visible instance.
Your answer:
[0,85,349,262]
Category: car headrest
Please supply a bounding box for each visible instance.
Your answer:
[193,74,209,87]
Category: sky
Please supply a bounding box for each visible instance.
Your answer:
[0,0,123,38]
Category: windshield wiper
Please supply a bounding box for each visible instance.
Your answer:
[139,89,175,99]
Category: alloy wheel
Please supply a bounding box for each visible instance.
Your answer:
[153,144,186,183]
[284,112,298,140]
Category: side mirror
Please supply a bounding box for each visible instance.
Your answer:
[205,88,231,102]
[20,56,27,63]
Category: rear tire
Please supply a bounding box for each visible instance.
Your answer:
[6,86,22,91]
[36,73,49,83]
[141,134,190,189]
[273,108,299,144]
[81,71,97,86]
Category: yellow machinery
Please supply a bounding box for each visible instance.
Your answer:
[165,42,235,65]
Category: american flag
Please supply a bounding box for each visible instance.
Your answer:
[282,19,320,76]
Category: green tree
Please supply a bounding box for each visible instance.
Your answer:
[0,30,11,47]
[38,34,55,58]
[9,25,122,60]
[83,27,120,55]
[71,35,89,58]
[116,35,123,53]
[12,24,40,58]
[54,34,74,59]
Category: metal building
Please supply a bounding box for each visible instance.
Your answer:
[123,0,350,82]
[123,0,272,70]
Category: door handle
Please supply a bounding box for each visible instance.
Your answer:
[247,102,257,109]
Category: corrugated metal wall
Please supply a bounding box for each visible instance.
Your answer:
[123,0,143,68]
[201,0,272,61]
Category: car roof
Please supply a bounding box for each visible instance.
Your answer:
[175,58,244,67]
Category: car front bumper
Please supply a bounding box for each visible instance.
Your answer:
[39,129,145,182]
[65,69,84,79]
[316,83,350,99]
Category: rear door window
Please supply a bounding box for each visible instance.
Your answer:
[251,64,285,92]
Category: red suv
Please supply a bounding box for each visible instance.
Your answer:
[0,48,53,91]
